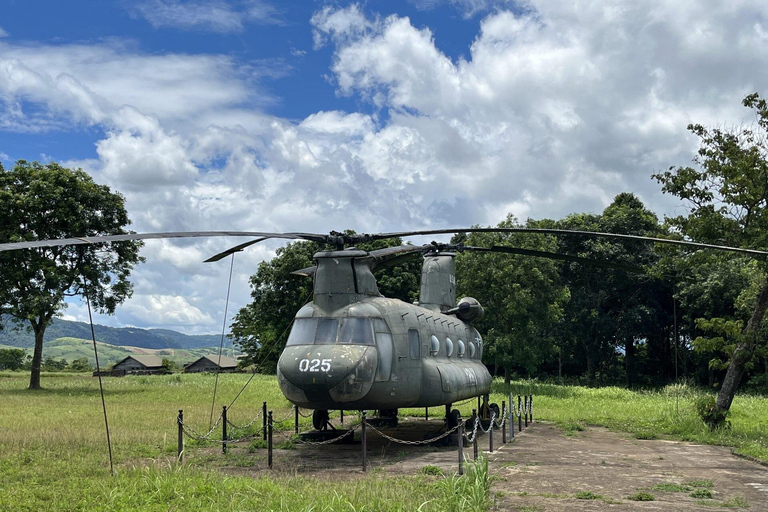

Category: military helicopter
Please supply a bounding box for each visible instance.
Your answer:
[3,227,767,431]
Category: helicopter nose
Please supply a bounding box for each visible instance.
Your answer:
[278,345,378,405]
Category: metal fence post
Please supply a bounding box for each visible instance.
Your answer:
[518,395,522,432]
[509,393,515,439]
[425,407,429,421]
[502,401,506,444]
[361,411,367,472]
[472,409,478,460]
[458,419,464,476]
[530,395,534,423]
[341,409,344,426]
[177,409,183,463]
[268,410,273,469]
[222,405,227,454]
[524,396,528,427]
[262,401,267,441]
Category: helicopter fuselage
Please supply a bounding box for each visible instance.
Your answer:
[277,296,491,411]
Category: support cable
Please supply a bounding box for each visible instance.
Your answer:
[210,253,236,428]
[86,291,114,476]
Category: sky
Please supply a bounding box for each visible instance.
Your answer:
[1,0,767,335]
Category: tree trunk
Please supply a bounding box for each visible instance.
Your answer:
[504,367,511,385]
[586,350,596,386]
[716,276,768,412]
[625,337,635,388]
[28,319,45,390]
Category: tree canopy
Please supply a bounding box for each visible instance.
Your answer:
[0,161,142,389]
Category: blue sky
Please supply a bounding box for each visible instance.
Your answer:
[1,0,767,333]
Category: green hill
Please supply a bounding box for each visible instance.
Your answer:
[0,319,224,350]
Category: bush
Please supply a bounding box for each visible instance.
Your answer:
[694,395,729,429]
[627,492,655,501]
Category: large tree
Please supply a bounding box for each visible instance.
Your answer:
[455,216,569,382]
[0,161,142,389]
[654,93,768,419]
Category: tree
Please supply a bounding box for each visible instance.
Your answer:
[67,357,92,372]
[230,235,420,372]
[0,161,142,389]
[456,215,569,382]
[0,348,25,370]
[555,194,667,386]
[654,93,768,421]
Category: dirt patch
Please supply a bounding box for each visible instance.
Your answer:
[194,419,768,509]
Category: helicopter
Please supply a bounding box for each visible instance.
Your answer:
[3,227,768,432]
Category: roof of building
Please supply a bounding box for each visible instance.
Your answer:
[114,355,164,368]
[186,354,238,368]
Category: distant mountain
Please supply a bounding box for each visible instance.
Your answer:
[0,318,224,350]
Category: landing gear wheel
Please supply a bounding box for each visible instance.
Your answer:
[489,403,500,422]
[312,409,330,431]
[448,408,461,429]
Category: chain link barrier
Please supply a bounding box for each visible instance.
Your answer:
[179,417,265,444]
[225,410,263,431]
[178,412,225,441]
[464,414,481,444]
[364,421,460,446]
[295,423,362,446]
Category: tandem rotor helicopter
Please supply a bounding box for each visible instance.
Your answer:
[3,227,768,432]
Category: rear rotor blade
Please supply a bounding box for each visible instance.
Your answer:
[370,228,768,257]
[204,238,268,263]
[464,245,646,273]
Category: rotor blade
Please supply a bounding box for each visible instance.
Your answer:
[465,245,646,273]
[369,228,768,257]
[204,238,268,263]
[0,231,327,253]
[291,244,430,277]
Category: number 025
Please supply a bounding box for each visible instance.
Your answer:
[298,358,331,372]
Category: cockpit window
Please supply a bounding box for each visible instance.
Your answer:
[315,318,339,344]
[338,318,374,345]
[285,317,374,346]
[286,318,317,346]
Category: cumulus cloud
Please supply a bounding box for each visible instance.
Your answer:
[4,0,768,332]
[129,0,282,33]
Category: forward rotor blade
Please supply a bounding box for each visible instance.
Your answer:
[371,228,768,257]
[465,245,646,273]
[204,238,268,263]
[0,231,326,253]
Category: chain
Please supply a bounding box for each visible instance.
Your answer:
[226,410,263,430]
[297,408,314,418]
[296,424,361,445]
[464,415,481,443]
[179,413,224,440]
[364,421,460,446]
[477,412,496,433]
[180,420,265,444]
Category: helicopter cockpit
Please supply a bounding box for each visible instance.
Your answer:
[285,317,376,346]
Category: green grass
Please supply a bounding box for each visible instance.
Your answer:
[2,372,767,510]
[627,491,655,501]
[653,482,690,492]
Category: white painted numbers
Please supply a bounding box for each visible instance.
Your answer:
[299,358,332,372]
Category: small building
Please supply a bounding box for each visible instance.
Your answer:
[185,355,238,373]
[111,355,164,375]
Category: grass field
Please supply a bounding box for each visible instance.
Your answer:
[0,372,766,511]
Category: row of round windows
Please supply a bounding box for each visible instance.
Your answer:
[429,335,477,358]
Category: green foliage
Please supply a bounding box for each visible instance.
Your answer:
[695,395,729,429]
[0,348,25,370]
[456,215,568,378]
[574,491,602,500]
[652,482,690,492]
[0,161,142,389]
[684,479,714,488]
[436,456,492,512]
[66,357,92,372]
[421,465,445,476]
[690,488,713,499]
[627,492,655,501]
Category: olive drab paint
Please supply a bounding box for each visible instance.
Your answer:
[276,248,492,415]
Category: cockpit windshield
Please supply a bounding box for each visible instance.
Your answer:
[286,318,375,346]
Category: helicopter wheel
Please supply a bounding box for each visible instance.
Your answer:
[489,403,500,422]
[312,409,330,431]
[447,409,461,429]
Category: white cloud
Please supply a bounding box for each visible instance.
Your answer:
[4,0,768,332]
[129,0,282,33]
[0,27,9,38]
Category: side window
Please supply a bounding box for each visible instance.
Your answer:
[445,337,454,357]
[408,329,420,359]
[430,335,439,356]
[457,340,465,357]
[375,332,393,382]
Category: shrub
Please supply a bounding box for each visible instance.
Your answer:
[627,492,655,501]
[695,395,729,429]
